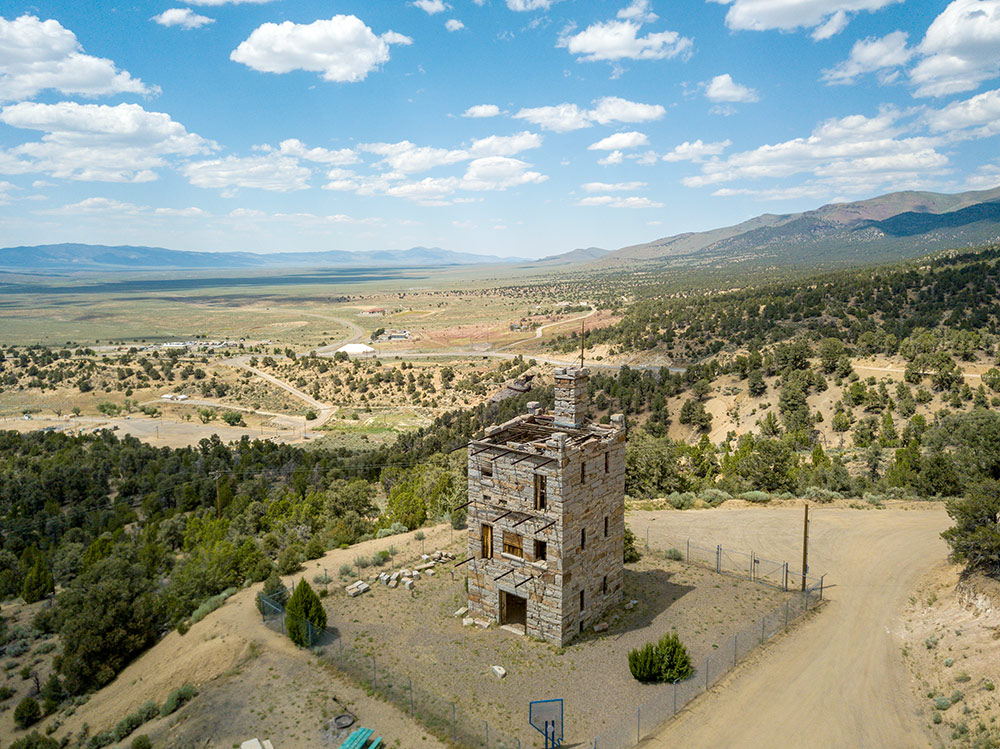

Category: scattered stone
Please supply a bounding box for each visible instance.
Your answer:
[625,600,638,610]
[593,622,609,633]
[390,571,400,582]
[454,607,468,618]
[421,554,430,561]
[426,568,435,576]
[462,617,475,627]
[388,580,398,589]
[403,579,415,591]
[492,665,507,679]
[475,618,491,629]
[412,571,421,581]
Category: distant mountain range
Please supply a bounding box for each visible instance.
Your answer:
[602,186,1000,268]
[4,186,1000,274]
[0,244,534,272]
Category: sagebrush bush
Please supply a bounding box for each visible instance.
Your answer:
[160,684,197,717]
[667,492,695,510]
[741,491,771,503]
[697,488,730,506]
[190,587,235,625]
[131,736,152,749]
[665,548,683,561]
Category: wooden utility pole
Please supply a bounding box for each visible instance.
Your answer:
[216,473,221,519]
[801,503,809,591]
[579,315,585,368]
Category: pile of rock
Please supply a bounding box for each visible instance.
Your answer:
[345,580,371,598]
[366,549,456,593]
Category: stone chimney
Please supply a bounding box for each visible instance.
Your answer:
[553,367,589,428]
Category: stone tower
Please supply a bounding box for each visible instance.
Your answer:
[465,367,626,645]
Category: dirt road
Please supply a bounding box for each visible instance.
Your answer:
[629,504,950,749]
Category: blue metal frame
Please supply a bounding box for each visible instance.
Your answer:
[529,699,564,747]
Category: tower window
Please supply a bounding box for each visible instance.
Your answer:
[580,461,586,484]
[534,473,547,510]
[481,524,493,559]
[534,539,547,561]
[604,516,609,537]
[581,528,586,550]
[605,452,609,473]
[580,589,585,612]
[503,531,523,558]
[481,460,493,478]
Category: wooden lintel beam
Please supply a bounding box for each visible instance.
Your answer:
[452,499,473,511]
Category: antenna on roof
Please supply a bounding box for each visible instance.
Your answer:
[579,313,585,369]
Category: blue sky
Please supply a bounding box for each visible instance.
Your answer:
[1,0,999,258]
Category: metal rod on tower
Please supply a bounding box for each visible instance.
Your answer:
[801,504,809,591]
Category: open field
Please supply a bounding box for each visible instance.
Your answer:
[629,502,950,749]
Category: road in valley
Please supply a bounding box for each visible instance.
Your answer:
[628,505,949,749]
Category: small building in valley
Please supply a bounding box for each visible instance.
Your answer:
[465,366,626,645]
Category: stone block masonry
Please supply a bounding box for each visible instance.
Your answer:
[465,367,626,646]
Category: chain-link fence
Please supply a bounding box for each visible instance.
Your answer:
[592,580,825,748]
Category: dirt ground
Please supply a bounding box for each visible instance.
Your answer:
[324,535,789,747]
[900,563,1000,748]
[631,502,951,749]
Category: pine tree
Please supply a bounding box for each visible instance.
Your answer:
[21,559,53,604]
[284,579,326,647]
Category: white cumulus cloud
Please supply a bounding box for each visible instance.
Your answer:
[462,104,501,118]
[514,103,591,132]
[705,74,759,103]
[514,96,664,131]
[446,19,465,31]
[184,153,312,192]
[822,31,913,85]
[0,15,155,102]
[558,16,692,62]
[708,0,904,40]
[925,87,1000,137]
[507,0,562,10]
[910,0,1000,98]
[272,138,359,165]
[581,181,646,192]
[0,101,214,182]
[413,0,449,14]
[577,195,662,207]
[588,96,665,124]
[662,139,732,162]
[152,9,215,29]
[588,131,649,150]
[230,15,412,83]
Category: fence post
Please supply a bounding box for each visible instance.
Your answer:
[733,633,737,668]
[452,702,456,742]
[761,617,765,644]
[371,656,376,691]
[716,544,721,574]
[783,562,788,591]
[820,574,825,600]
[785,600,789,628]
[686,538,690,563]
[704,656,709,689]
[636,706,640,743]
[673,679,678,714]
[645,527,649,551]
[409,677,413,715]
[750,552,755,582]
[485,720,489,749]
[339,636,343,664]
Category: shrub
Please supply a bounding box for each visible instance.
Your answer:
[112,711,143,742]
[312,572,332,585]
[934,696,951,710]
[305,410,318,421]
[667,492,695,510]
[627,632,693,683]
[863,493,885,507]
[740,491,771,503]
[131,737,152,749]
[276,544,304,575]
[697,488,730,507]
[354,555,371,569]
[14,696,42,728]
[305,537,326,560]
[0,685,14,701]
[375,550,391,565]
[624,527,641,563]
[803,486,842,502]
[160,684,197,717]
[338,563,353,578]
[665,548,683,562]
[10,732,60,749]
[190,588,235,625]
[627,643,660,683]
[414,530,425,541]
[136,700,159,723]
